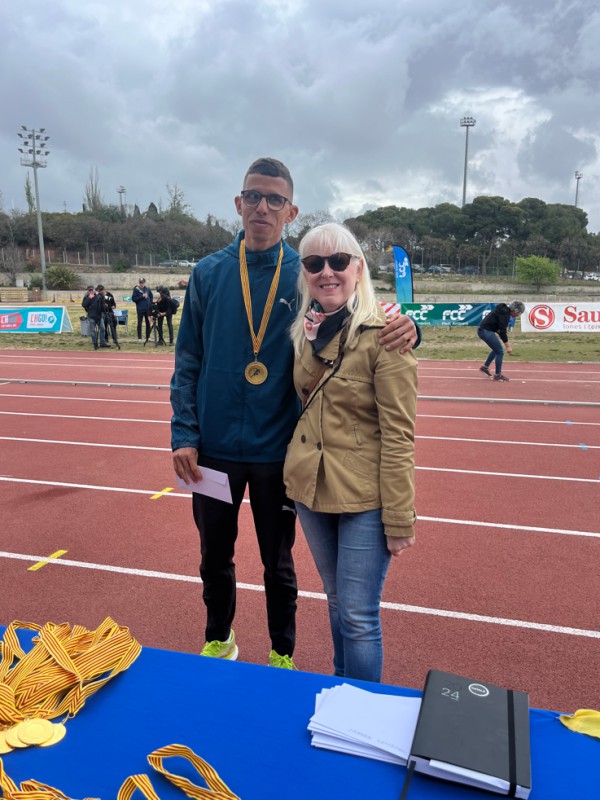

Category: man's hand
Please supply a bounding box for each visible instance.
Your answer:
[173,447,202,484]
[386,535,415,557]
[379,313,418,353]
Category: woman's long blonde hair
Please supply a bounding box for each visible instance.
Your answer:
[290,222,382,357]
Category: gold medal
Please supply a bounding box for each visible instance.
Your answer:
[0,730,13,754]
[39,722,67,747]
[18,717,55,745]
[5,725,28,748]
[244,360,268,385]
[240,240,283,387]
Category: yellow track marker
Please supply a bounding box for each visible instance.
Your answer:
[150,487,174,500]
[28,550,68,572]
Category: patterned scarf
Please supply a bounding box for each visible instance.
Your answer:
[304,302,350,354]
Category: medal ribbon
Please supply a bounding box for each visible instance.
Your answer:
[0,618,141,726]
[239,239,283,361]
[1,744,238,800]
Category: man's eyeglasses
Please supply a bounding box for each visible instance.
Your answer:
[301,253,358,274]
[240,190,291,211]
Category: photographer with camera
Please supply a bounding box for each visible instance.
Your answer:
[82,285,108,350]
[97,285,121,349]
[155,286,177,346]
[132,277,153,342]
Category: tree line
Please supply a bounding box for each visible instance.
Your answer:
[1,175,599,288]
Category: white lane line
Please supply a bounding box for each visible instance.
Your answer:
[1,429,598,454]
[1,549,598,639]
[0,392,170,405]
[0,398,598,427]
[1,457,599,487]
[417,435,600,449]
[0,412,169,424]
[417,516,600,539]
[422,375,600,383]
[0,476,598,538]
[419,466,598,483]
[0,437,169,450]
[0,361,173,371]
[418,413,600,427]
[419,395,600,407]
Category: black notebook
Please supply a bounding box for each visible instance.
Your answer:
[406,670,531,798]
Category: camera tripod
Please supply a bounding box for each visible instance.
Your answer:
[144,313,161,347]
[102,312,121,349]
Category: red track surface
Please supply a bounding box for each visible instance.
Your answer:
[1,349,599,713]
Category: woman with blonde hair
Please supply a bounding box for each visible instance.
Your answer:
[284,222,417,682]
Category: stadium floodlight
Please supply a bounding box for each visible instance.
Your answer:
[574,171,583,208]
[460,116,476,208]
[18,126,50,291]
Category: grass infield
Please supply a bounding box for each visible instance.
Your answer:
[0,302,598,363]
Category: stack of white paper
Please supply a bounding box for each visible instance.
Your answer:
[308,683,421,765]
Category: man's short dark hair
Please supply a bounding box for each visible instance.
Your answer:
[244,157,293,196]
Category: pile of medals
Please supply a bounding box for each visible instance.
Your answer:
[0,618,141,757]
[1,717,67,754]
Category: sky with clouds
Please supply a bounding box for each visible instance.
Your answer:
[1,0,599,232]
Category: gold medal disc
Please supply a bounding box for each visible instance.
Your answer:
[244,361,268,385]
[5,725,28,748]
[0,730,14,754]
[39,722,67,747]
[18,718,55,745]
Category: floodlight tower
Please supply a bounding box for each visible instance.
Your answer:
[117,185,127,215]
[460,116,476,208]
[574,171,583,208]
[17,126,50,291]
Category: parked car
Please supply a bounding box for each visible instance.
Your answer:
[426,265,452,274]
[458,265,479,275]
[583,273,600,281]
[158,259,196,268]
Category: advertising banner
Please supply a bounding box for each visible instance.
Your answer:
[400,302,495,326]
[522,302,600,333]
[392,245,414,304]
[0,306,74,334]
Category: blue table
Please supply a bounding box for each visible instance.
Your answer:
[1,643,598,799]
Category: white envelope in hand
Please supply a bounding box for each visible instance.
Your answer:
[176,467,232,504]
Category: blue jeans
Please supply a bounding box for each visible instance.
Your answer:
[89,316,106,348]
[296,504,391,682]
[477,328,504,374]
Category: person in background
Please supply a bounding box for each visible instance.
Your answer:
[170,157,420,671]
[82,286,105,350]
[156,286,175,346]
[283,222,417,683]
[96,285,121,349]
[132,277,153,342]
[478,301,525,382]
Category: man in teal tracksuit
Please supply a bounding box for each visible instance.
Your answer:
[170,157,419,668]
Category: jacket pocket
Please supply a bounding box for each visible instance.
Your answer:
[343,450,378,482]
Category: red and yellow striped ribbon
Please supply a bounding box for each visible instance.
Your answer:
[0,745,238,800]
[0,619,141,726]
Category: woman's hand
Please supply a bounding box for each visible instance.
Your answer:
[386,535,415,557]
[505,344,513,355]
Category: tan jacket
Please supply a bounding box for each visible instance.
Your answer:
[283,315,417,537]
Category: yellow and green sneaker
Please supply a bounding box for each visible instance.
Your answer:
[269,650,297,670]
[201,629,238,660]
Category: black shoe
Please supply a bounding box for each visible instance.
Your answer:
[116,343,121,350]
[493,373,510,382]
[157,340,165,346]
[479,365,492,377]
[101,343,111,348]
[93,344,99,350]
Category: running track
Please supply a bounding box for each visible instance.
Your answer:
[1,349,599,713]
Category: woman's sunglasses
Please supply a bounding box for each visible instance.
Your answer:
[301,253,358,274]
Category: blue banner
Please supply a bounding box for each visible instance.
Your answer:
[0,306,74,334]
[392,245,414,304]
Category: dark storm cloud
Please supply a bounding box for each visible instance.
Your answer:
[0,0,598,229]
